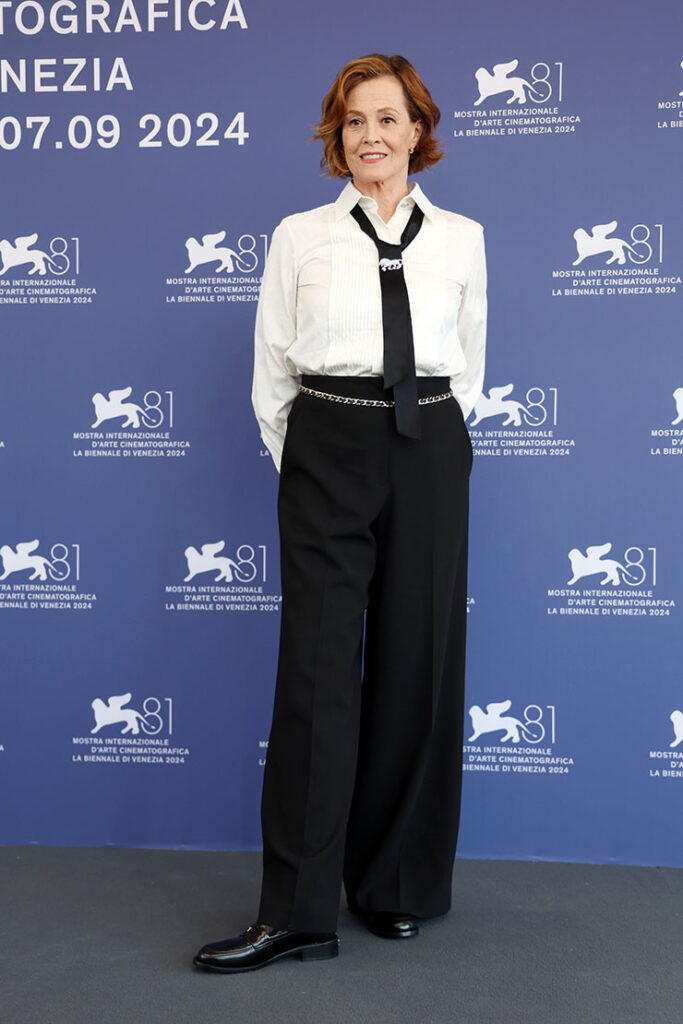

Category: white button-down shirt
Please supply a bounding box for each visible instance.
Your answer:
[252,178,487,472]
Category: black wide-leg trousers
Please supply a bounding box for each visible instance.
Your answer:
[258,374,473,933]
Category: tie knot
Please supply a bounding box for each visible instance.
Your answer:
[349,202,425,261]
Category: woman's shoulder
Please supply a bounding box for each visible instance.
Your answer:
[432,202,484,238]
[275,200,335,234]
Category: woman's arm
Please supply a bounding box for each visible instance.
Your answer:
[251,218,301,473]
[451,226,487,421]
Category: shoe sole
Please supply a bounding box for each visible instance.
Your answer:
[192,939,339,973]
[365,923,419,939]
[348,905,419,939]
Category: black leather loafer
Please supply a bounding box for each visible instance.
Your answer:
[192,921,339,973]
[348,902,419,939]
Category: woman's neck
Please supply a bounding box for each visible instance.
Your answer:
[352,178,413,225]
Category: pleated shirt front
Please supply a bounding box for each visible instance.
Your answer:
[252,178,487,472]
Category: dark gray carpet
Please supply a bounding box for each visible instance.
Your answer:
[1,847,680,1024]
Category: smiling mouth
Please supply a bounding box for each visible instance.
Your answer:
[360,153,387,161]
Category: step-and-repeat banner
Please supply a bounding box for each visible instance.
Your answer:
[1,1,681,867]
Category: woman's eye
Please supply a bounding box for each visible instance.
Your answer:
[345,117,395,127]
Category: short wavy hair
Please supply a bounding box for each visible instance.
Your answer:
[311,53,445,179]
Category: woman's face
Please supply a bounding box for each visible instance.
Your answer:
[341,75,423,190]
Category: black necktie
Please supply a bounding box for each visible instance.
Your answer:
[350,200,425,439]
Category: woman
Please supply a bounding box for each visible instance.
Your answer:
[193,52,487,974]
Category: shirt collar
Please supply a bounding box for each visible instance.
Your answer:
[333,179,436,223]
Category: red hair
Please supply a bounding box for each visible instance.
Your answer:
[311,53,445,178]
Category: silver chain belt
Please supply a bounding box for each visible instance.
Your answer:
[299,384,454,407]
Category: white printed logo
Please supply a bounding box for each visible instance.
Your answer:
[89,694,173,737]
[0,539,74,581]
[184,230,258,274]
[471,384,549,426]
[547,543,675,617]
[673,388,683,425]
[551,221,679,297]
[454,60,579,141]
[166,230,263,303]
[73,387,188,458]
[463,700,574,774]
[91,387,169,429]
[0,232,68,276]
[474,59,551,106]
[467,384,575,457]
[670,710,683,747]
[648,707,683,781]
[91,693,148,735]
[649,388,683,458]
[0,233,94,304]
[544,544,679,614]
[468,699,545,743]
[72,695,187,766]
[184,540,257,582]
[656,57,683,129]
[0,539,94,610]
[164,542,280,614]
[567,542,645,587]
[572,221,657,267]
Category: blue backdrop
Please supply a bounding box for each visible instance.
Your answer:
[1,0,682,867]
